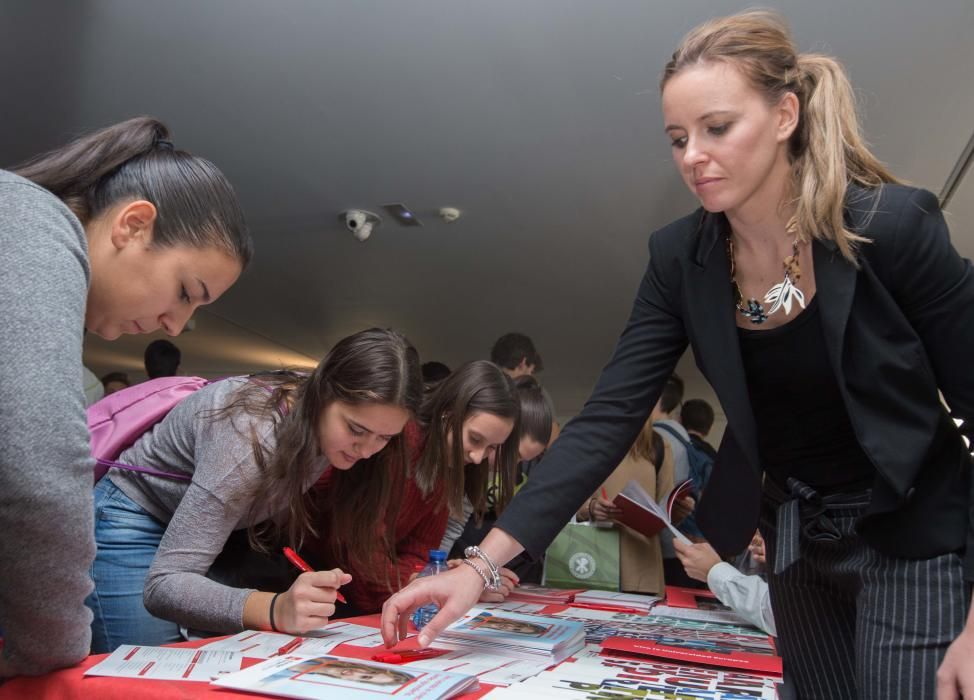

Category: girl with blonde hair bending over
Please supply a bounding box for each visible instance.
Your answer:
[381,11,974,699]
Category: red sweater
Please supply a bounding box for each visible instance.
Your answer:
[303,421,448,613]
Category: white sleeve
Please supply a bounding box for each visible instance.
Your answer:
[707,562,777,637]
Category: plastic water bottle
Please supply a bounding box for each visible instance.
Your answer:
[411,549,448,630]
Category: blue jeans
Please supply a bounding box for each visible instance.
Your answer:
[86,479,182,653]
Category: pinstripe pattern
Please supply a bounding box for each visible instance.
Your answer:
[760,495,969,699]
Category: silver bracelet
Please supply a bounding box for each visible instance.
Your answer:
[463,545,501,591]
[461,558,491,590]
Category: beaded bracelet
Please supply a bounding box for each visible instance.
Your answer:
[463,545,501,591]
[269,592,282,632]
[461,558,492,590]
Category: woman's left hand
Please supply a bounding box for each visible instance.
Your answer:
[447,560,518,602]
[937,627,974,699]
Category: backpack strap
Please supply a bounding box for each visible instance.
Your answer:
[652,434,665,473]
[654,421,691,449]
[95,458,192,482]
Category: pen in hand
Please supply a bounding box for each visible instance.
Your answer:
[283,546,348,604]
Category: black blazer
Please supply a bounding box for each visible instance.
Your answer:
[497,184,974,580]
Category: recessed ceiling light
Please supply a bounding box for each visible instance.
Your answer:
[382,203,423,227]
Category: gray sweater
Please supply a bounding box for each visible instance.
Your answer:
[0,170,95,675]
[108,378,329,633]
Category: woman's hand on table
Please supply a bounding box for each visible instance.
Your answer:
[381,560,485,648]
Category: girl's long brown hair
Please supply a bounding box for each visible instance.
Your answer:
[414,360,521,524]
[213,329,422,576]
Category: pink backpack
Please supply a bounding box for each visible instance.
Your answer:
[88,376,210,483]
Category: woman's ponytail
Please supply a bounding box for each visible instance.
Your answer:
[790,54,900,262]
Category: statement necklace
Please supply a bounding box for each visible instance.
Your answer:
[726,236,805,325]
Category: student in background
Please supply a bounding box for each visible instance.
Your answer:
[652,374,702,588]
[305,360,521,612]
[383,12,974,696]
[490,332,543,379]
[674,532,776,636]
[144,338,182,378]
[87,329,421,652]
[101,371,132,395]
[490,333,561,448]
[0,116,250,677]
[680,398,718,463]
[576,401,676,595]
[421,361,451,393]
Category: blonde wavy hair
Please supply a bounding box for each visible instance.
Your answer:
[661,10,901,263]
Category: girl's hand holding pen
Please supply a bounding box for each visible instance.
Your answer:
[274,546,351,634]
[276,568,353,634]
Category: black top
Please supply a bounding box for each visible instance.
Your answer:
[738,296,875,493]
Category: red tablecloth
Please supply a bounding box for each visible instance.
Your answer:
[0,615,494,700]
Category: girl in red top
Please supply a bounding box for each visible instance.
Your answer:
[306,360,521,612]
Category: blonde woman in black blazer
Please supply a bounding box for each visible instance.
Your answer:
[383,11,974,699]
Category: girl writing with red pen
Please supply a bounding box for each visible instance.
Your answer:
[87,328,422,652]
[303,360,522,613]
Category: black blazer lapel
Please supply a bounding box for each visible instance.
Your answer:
[682,213,764,552]
[683,212,761,476]
[813,239,857,389]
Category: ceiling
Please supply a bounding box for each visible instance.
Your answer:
[2,0,972,429]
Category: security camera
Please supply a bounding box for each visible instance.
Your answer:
[341,209,380,242]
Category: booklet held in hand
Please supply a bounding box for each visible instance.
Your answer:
[612,479,694,542]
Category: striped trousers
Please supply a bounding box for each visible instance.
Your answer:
[760,481,970,699]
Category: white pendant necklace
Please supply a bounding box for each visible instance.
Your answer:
[727,237,805,325]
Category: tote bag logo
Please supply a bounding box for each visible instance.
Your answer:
[568,552,597,579]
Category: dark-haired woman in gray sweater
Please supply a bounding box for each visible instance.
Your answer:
[0,117,251,677]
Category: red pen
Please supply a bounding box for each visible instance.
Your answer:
[275,637,304,656]
[569,602,647,615]
[283,547,347,604]
[601,487,609,500]
[371,648,448,664]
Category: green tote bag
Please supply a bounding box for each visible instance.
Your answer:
[543,520,620,591]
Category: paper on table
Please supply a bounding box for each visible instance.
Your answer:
[304,621,382,642]
[480,601,547,613]
[407,649,552,686]
[202,631,354,659]
[650,604,751,627]
[84,645,243,681]
[341,631,386,649]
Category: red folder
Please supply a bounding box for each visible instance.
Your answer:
[602,635,782,676]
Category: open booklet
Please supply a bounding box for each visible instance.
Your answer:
[211,653,478,700]
[612,479,693,542]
